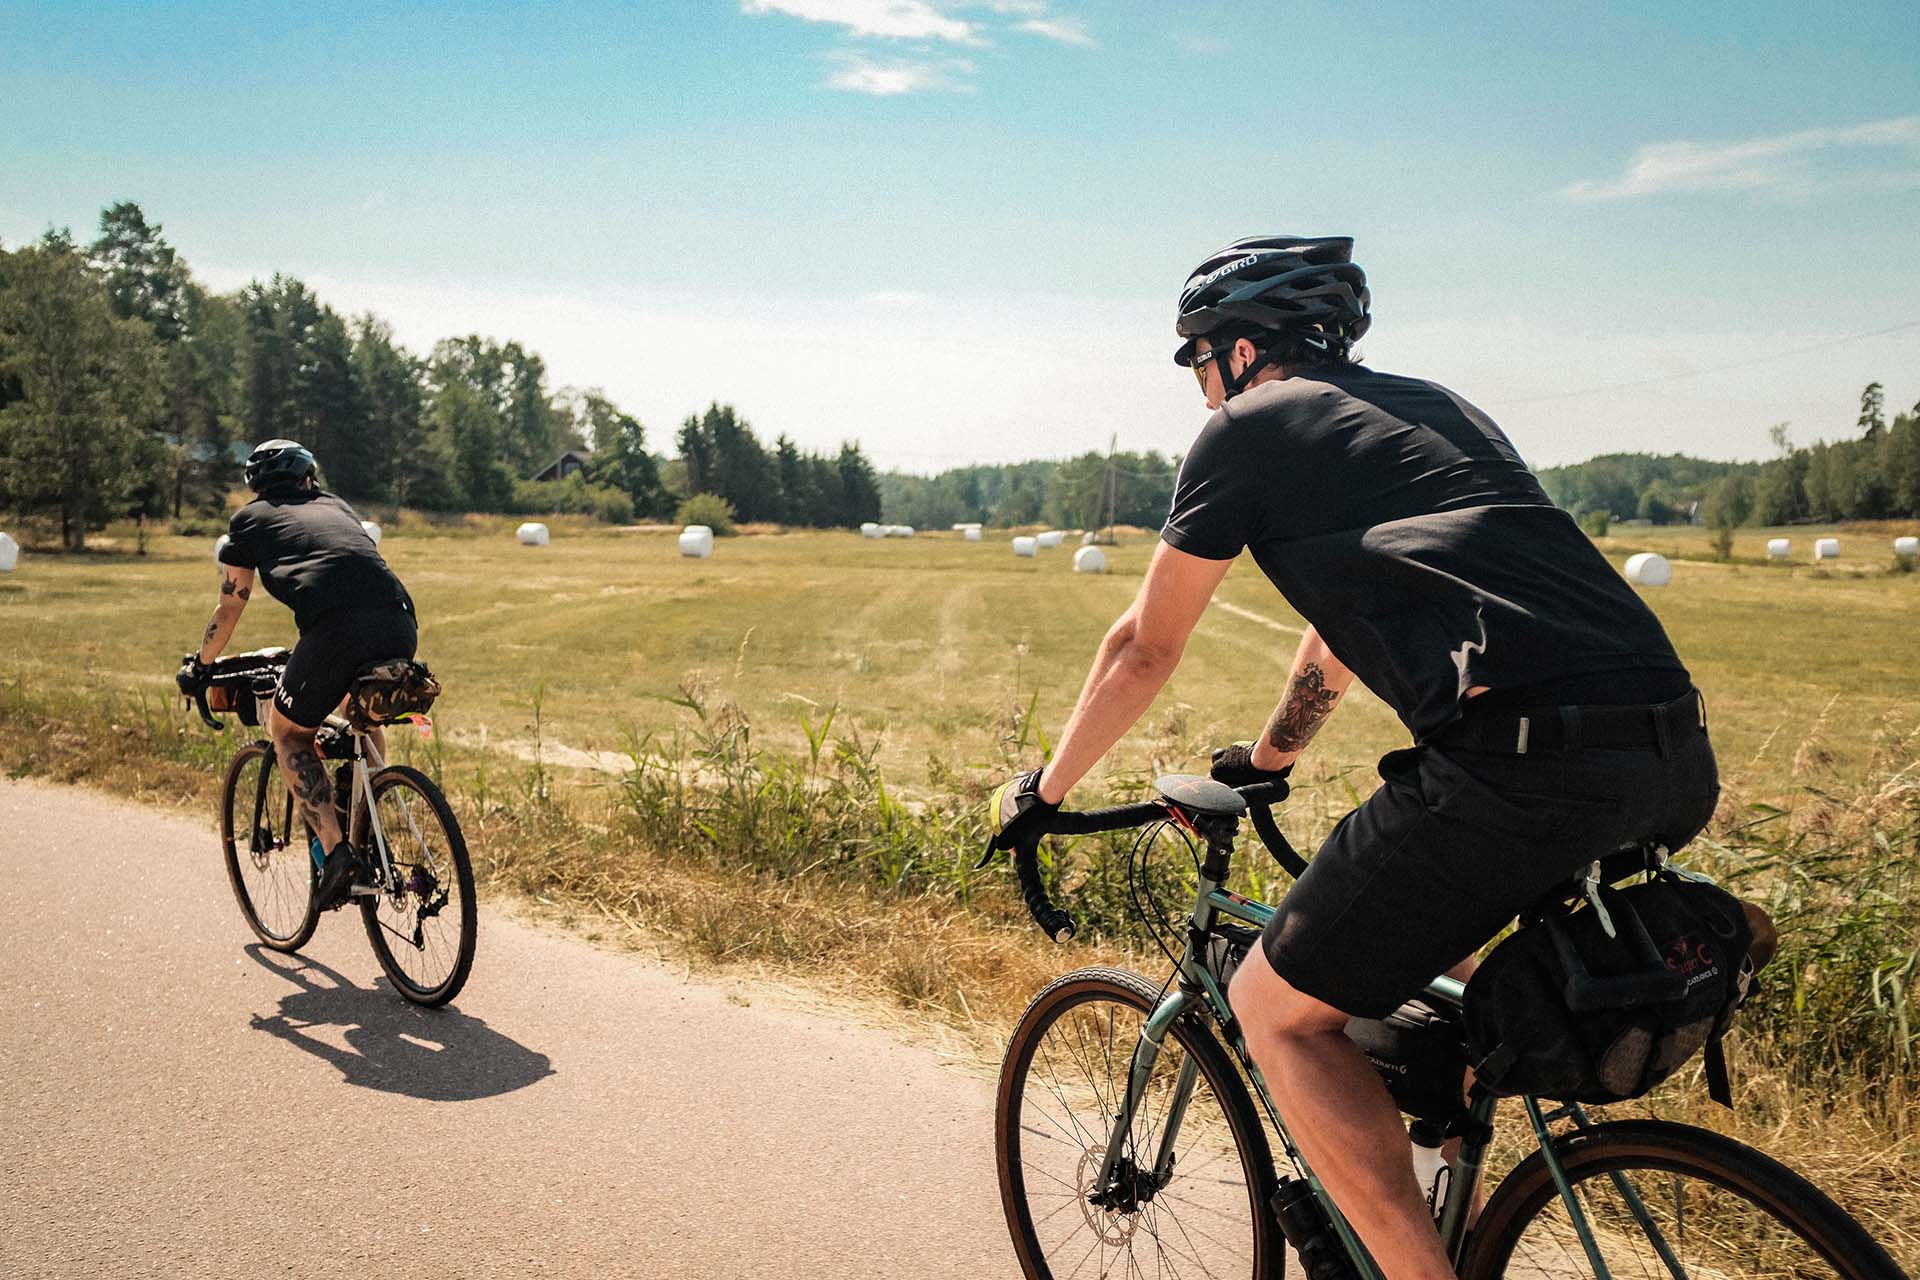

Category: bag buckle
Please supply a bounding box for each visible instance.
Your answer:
[1582,862,1618,939]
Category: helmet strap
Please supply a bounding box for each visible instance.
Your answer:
[1219,337,1274,400]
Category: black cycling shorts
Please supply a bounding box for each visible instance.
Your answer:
[274,604,419,729]
[1260,723,1718,1019]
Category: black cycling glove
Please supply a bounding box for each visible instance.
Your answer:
[176,656,211,698]
[983,768,1060,859]
[1210,742,1292,789]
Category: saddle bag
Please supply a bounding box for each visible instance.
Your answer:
[344,659,441,727]
[1463,863,1764,1107]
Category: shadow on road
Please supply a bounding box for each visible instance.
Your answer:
[244,946,556,1101]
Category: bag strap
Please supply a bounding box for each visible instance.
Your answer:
[1704,1034,1733,1109]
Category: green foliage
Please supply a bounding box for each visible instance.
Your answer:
[878,452,1178,530]
[0,235,166,548]
[673,403,877,528]
[675,491,737,534]
[510,474,634,523]
[1578,509,1611,536]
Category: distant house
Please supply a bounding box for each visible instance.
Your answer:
[533,450,593,482]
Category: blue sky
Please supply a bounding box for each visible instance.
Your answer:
[4,1,1917,471]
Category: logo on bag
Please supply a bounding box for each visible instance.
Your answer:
[1664,936,1714,976]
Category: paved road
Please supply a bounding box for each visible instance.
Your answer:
[0,780,1014,1279]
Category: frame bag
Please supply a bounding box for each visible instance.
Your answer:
[1462,866,1761,1107]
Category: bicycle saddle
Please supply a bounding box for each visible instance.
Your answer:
[1154,774,1247,817]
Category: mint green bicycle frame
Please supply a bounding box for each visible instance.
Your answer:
[1091,821,1620,1280]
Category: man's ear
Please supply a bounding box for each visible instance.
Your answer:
[1235,336,1260,370]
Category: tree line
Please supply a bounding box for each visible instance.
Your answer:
[878,451,1179,531]
[1538,383,1920,534]
[0,202,882,549]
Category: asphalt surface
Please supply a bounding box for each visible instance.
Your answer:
[0,779,1014,1279]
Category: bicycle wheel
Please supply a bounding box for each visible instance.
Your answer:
[1463,1119,1907,1280]
[996,966,1284,1280]
[219,742,319,952]
[353,765,476,1007]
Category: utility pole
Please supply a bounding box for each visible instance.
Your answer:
[1103,432,1118,544]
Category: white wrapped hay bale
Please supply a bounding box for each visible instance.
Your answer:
[860,522,882,538]
[889,525,915,538]
[1894,536,1918,559]
[517,522,550,547]
[1814,538,1840,561]
[1624,552,1671,587]
[1012,536,1037,558]
[1036,530,1065,549]
[963,527,982,542]
[361,520,382,546]
[678,524,714,558]
[0,531,18,573]
[951,522,983,533]
[214,534,230,563]
[1073,545,1108,574]
[1766,538,1791,560]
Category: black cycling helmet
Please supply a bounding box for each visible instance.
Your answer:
[1173,236,1370,394]
[243,439,317,494]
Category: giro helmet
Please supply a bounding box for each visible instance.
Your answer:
[243,439,317,494]
[1173,235,1370,369]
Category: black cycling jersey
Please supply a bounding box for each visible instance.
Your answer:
[1161,363,1686,740]
[218,489,413,634]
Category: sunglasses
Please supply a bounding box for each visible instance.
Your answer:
[1191,343,1227,391]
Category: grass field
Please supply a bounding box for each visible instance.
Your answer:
[3,515,1917,1263]
[3,516,1915,821]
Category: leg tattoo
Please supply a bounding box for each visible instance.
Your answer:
[1264,663,1341,755]
[283,743,336,833]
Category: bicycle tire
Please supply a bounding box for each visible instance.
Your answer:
[353,765,476,1007]
[1463,1119,1908,1280]
[219,741,319,952]
[996,966,1284,1280]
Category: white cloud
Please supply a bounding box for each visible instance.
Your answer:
[741,0,980,44]
[823,52,976,95]
[1562,115,1920,202]
[1015,15,1095,47]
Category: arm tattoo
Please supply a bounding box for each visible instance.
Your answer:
[220,577,251,600]
[284,745,336,827]
[1264,662,1341,755]
[201,616,219,646]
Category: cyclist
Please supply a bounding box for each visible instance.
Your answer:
[177,440,418,912]
[989,237,1717,1280]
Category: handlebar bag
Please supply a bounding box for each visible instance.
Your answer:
[204,647,290,727]
[1462,871,1760,1106]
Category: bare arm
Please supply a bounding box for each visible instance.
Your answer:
[1036,541,1232,804]
[196,565,255,664]
[1248,625,1355,771]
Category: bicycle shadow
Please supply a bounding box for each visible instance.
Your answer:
[243,945,556,1102]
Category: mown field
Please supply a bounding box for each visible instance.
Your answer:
[1,516,1915,814]
[2,516,1917,1263]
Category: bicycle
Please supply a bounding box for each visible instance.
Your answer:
[187,649,478,1007]
[992,773,1906,1280]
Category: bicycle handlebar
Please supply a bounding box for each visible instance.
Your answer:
[1010,777,1301,944]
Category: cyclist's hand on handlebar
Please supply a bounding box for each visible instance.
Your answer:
[176,655,211,698]
[1210,742,1292,789]
[984,768,1060,856]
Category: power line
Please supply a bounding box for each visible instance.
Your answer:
[1485,319,1920,407]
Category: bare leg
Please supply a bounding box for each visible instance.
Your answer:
[1229,945,1457,1280]
[269,707,345,850]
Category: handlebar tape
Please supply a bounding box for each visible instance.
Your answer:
[192,688,223,730]
[1013,842,1078,943]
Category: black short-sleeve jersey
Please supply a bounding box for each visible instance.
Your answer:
[1162,365,1685,738]
[219,489,413,633]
